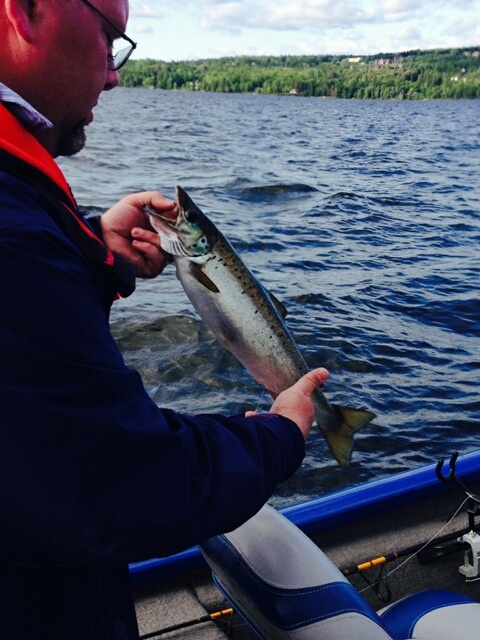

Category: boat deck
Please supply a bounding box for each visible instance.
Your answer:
[134,480,480,639]
[135,571,253,639]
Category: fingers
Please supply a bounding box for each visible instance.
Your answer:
[127,194,177,275]
[128,190,176,210]
[131,244,171,278]
[132,191,178,221]
[130,228,171,278]
[127,192,177,277]
[131,227,161,246]
[101,190,177,279]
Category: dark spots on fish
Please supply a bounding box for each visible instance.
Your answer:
[193,236,210,253]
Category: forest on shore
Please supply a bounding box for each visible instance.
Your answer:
[119,48,480,99]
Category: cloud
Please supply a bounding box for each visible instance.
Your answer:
[132,24,155,35]
[129,0,480,61]
[198,0,367,31]
[130,2,163,19]
[381,0,422,23]
[193,0,473,34]
[129,1,163,38]
[444,15,480,38]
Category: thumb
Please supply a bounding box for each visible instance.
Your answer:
[268,367,330,439]
[293,367,329,397]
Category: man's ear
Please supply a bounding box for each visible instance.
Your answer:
[4,0,38,42]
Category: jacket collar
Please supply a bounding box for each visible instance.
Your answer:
[0,103,72,202]
[0,103,135,300]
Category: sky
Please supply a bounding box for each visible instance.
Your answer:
[125,0,480,62]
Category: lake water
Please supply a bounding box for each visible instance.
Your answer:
[59,88,480,507]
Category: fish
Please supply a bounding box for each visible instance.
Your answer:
[146,187,376,467]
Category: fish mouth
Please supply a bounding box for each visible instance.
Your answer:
[144,184,189,228]
[145,205,182,245]
[145,204,178,230]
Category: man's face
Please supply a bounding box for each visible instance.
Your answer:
[42,0,129,157]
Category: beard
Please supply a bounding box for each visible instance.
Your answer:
[56,120,88,158]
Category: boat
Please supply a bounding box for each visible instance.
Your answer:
[131,449,480,638]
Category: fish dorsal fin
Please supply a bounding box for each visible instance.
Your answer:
[189,262,220,293]
[268,291,288,318]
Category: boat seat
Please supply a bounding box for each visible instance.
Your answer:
[200,504,480,640]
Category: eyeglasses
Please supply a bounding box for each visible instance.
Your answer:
[80,0,137,71]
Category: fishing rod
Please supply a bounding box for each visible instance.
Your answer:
[139,607,234,639]
[341,521,480,578]
[344,451,480,579]
[339,517,480,605]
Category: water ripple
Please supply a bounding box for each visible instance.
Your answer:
[60,90,480,506]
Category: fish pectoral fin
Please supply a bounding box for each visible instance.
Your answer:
[189,262,220,293]
[320,405,376,468]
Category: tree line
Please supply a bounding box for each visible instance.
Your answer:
[119,48,480,99]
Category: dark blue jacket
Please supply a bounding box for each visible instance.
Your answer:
[0,108,305,639]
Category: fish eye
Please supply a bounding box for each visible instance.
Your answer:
[185,210,197,223]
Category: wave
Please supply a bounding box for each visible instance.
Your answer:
[239,183,319,200]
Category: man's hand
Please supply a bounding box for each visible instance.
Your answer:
[246,368,329,440]
[100,191,176,278]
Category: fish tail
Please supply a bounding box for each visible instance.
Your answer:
[319,405,376,468]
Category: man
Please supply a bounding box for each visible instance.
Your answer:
[0,1,328,638]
